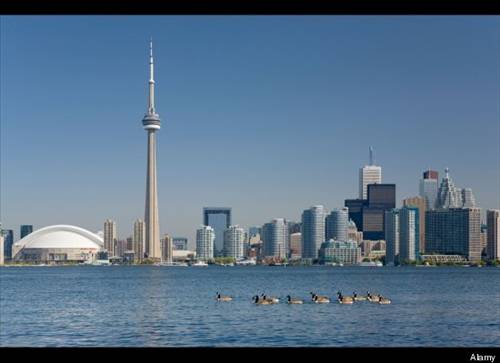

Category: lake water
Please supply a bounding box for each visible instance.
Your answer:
[1,265,499,347]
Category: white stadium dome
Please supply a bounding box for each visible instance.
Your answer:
[13,225,104,263]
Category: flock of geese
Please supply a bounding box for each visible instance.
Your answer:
[216,291,391,305]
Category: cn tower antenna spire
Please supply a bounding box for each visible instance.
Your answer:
[148,37,155,114]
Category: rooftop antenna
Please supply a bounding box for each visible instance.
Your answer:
[369,146,374,166]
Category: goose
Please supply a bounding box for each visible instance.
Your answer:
[311,292,330,304]
[337,291,354,304]
[367,292,380,303]
[261,293,279,303]
[286,295,304,304]
[353,292,367,302]
[253,295,272,305]
[216,292,233,302]
[378,295,392,305]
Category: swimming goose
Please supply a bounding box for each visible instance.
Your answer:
[253,295,272,305]
[286,295,304,304]
[310,292,330,304]
[367,292,380,303]
[378,295,391,305]
[261,293,279,303]
[353,292,367,301]
[337,291,354,304]
[216,292,233,302]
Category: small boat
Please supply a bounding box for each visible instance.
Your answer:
[191,261,208,267]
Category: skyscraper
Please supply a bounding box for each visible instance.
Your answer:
[461,188,477,208]
[20,225,33,239]
[486,210,500,260]
[301,205,325,260]
[104,219,117,256]
[142,40,162,261]
[436,168,463,209]
[362,183,396,240]
[419,169,438,210]
[325,208,349,241]
[261,218,287,259]
[385,209,400,265]
[403,196,426,253]
[344,199,366,231]
[223,225,245,259]
[196,225,215,261]
[203,207,231,257]
[289,232,302,259]
[161,234,173,263]
[133,219,145,261]
[359,146,382,200]
[425,208,481,262]
[2,229,13,261]
[399,206,419,263]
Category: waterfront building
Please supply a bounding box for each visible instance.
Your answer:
[141,40,162,261]
[173,237,188,251]
[419,169,439,210]
[301,205,326,259]
[319,240,361,265]
[261,219,287,259]
[359,146,382,199]
[487,210,500,260]
[20,225,33,239]
[196,225,215,261]
[223,225,245,259]
[384,209,399,265]
[123,251,135,264]
[203,207,231,257]
[0,232,4,265]
[161,234,173,263]
[399,206,419,263]
[289,232,302,259]
[419,254,467,264]
[104,219,117,257]
[2,229,14,261]
[403,196,426,253]
[133,219,145,261]
[362,184,396,240]
[346,220,363,243]
[11,225,103,263]
[425,208,481,262]
[325,207,349,241]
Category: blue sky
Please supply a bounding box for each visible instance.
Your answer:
[1,16,499,247]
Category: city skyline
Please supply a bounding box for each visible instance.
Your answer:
[1,16,499,247]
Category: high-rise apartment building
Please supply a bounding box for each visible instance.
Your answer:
[426,208,481,262]
[399,206,419,263]
[223,225,245,259]
[325,208,349,241]
[196,225,215,261]
[261,219,287,259]
[161,234,173,263]
[385,209,399,265]
[359,147,382,200]
[487,210,500,260]
[403,196,426,253]
[203,207,231,257]
[301,205,326,259]
[133,219,145,261]
[104,219,117,257]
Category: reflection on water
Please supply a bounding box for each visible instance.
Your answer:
[1,266,499,346]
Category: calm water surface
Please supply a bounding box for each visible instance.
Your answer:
[1,266,499,347]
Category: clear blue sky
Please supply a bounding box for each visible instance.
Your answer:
[1,16,499,248]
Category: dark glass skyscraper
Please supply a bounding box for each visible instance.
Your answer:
[344,199,366,231]
[3,229,14,261]
[20,225,33,239]
[203,207,232,257]
[362,184,396,240]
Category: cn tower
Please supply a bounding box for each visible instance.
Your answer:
[142,39,161,260]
